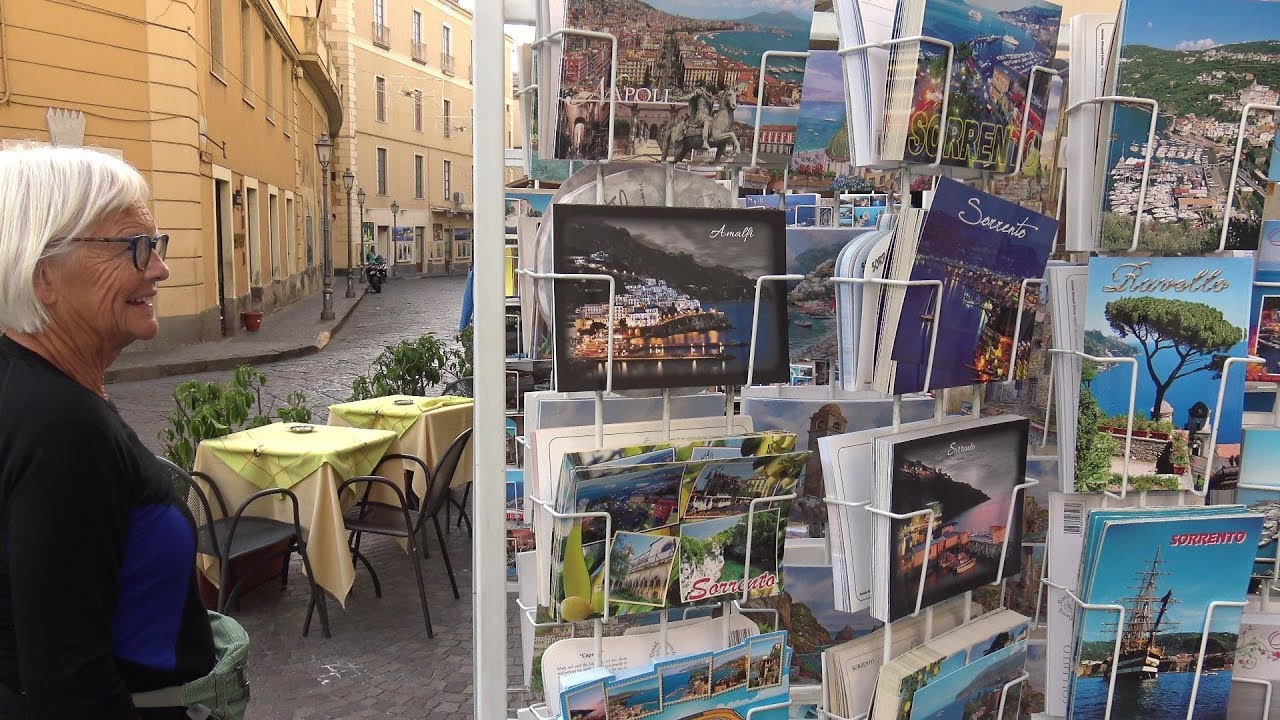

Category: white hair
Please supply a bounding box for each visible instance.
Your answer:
[0,144,150,333]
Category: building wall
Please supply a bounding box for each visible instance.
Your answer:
[0,0,343,349]
[329,0,515,276]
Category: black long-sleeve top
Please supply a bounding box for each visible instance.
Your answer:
[0,336,216,718]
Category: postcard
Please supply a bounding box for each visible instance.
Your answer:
[1098,0,1280,251]
[680,458,789,520]
[1078,257,1254,491]
[606,673,663,718]
[748,564,881,683]
[560,679,607,720]
[679,508,782,604]
[569,463,686,544]
[789,51,852,192]
[1232,428,1280,577]
[505,190,553,235]
[553,0,814,165]
[551,204,788,391]
[887,0,1062,171]
[908,635,1029,720]
[1233,601,1280,719]
[743,394,934,536]
[1247,273,1280,383]
[657,652,712,706]
[710,644,751,696]
[889,178,1058,395]
[880,417,1030,621]
[786,228,866,364]
[748,635,786,690]
[608,532,679,608]
[525,391,729,431]
[1069,511,1262,720]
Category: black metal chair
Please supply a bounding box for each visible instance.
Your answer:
[156,456,332,639]
[430,381,475,535]
[307,429,470,637]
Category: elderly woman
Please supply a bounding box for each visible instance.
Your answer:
[0,146,230,718]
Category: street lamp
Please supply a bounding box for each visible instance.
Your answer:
[356,187,367,285]
[315,133,334,320]
[390,200,400,279]
[342,168,356,298]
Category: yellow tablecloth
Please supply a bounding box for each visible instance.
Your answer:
[327,396,474,504]
[194,423,398,605]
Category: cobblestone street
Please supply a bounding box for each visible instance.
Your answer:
[107,275,525,719]
[110,274,469,450]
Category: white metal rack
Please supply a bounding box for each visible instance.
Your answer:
[483,5,1280,717]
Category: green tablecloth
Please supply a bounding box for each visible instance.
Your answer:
[201,422,397,490]
[327,395,472,437]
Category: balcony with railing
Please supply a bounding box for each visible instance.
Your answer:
[441,53,455,76]
[412,40,427,64]
[289,12,342,132]
[372,22,390,49]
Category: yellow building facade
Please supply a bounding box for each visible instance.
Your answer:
[0,0,343,348]
[326,0,516,277]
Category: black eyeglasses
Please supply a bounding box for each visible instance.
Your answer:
[69,234,169,271]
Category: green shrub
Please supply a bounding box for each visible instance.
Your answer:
[349,331,471,401]
[159,365,311,470]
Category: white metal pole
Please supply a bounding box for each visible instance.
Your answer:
[473,0,507,715]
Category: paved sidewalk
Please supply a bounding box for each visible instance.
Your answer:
[106,285,368,384]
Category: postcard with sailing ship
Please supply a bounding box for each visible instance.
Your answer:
[552,0,815,165]
[1069,512,1262,720]
[551,204,788,392]
[889,179,1057,395]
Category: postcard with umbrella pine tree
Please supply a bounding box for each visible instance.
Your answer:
[1076,257,1253,492]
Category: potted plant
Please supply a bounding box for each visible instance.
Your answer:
[158,366,310,606]
[1132,417,1151,438]
[1149,419,1174,441]
[241,308,264,332]
[348,329,473,400]
[1171,434,1191,475]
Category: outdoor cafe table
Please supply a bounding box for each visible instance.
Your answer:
[326,395,475,506]
[193,422,398,605]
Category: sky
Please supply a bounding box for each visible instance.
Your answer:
[783,565,879,631]
[563,681,606,714]
[692,459,760,491]
[681,512,744,540]
[1120,0,1280,51]
[1081,515,1261,641]
[622,214,780,280]
[894,421,1026,501]
[799,50,844,103]
[612,531,677,562]
[1084,257,1254,345]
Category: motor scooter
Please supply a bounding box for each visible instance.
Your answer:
[366,256,389,293]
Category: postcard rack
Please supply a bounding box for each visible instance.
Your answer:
[515,403,803,718]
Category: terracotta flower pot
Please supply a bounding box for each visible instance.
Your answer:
[241,310,264,332]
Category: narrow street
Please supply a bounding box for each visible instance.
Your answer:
[109,275,467,454]
[107,275,526,719]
